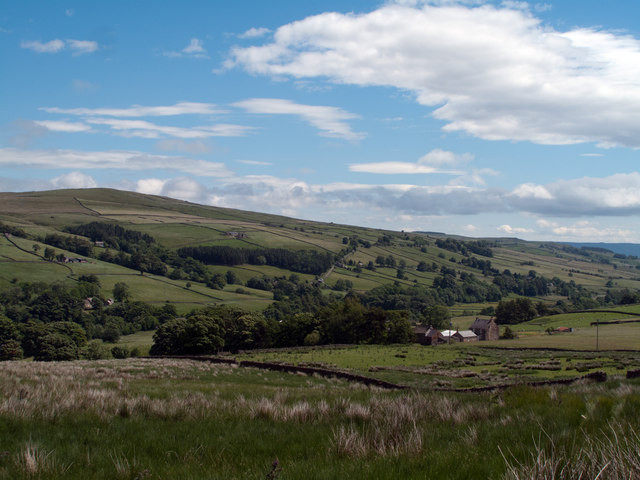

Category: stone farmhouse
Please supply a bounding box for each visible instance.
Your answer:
[470,318,500,341]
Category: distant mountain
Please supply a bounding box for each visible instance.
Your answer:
[560,242,640,257]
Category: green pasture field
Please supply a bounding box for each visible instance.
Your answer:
[3,358,640,479]
[0,236,277,310]
[502,323,640,351]
[326,268,387,291]
[237,341,640,390]
[116,330,155,355]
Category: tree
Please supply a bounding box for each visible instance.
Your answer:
[207,273,226,290]
[495,298,537,325]
[32,244,40,254]
[113,282,131,303]
[424,305,450,330]
[0,339,23,360]
[150,315,224,355]
[34,333,78,361]
[44,247,55,261]
[226,270,239,285]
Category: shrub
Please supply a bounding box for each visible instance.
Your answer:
[85,340,111,360]
[0,339,23,360]
[111,345,130,359]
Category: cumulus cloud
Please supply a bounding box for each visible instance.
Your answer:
[164,38,209,59]
[508,173,640,216]
[136,177,209,202]
[51,172,97,188]
[535,219,635,242]
[21,39,97,54]
[229,3,640,147]
[350,149,470,174]
[233,98,364,140]
[239,27,271,39]
[498,224,533,235]
[0,148,233,178]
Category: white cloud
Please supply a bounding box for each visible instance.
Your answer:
[41,102,225,117]
[0,148,233,178]
[237,159,272,166]
[498,224,533,235]
[67,39,98,55]
[239,27,271,39]
[34,120,92,133]
[234,98,364,140]
[510,183,554,200]
[419,149,473,166]
[349,161,459,174]
[136,177,208,202]
[85,118,252,138]
[508,173,640,215]
[51,172,97,188]
[350,149,470,175]
[537,220,635,242]
[164,38,209,59]
[21,39,65,53]
[21,39,97,54]
[229,3,640,147]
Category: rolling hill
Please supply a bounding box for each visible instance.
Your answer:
[1,188,640,315]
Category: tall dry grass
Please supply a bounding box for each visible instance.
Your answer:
[14,441,71,477]
[0,358,499,461]
[501,423,640,480]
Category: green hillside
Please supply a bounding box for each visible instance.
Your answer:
[2,188,640,313]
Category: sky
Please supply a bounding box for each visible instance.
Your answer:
[2,0,640,243]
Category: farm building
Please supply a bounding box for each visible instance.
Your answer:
[470,317,500,341]
[453,330,478,342]
[439,330,459,343]
[413,325,444,345]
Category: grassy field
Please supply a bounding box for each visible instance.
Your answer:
[3,188,640,306]
[1,357,639,479]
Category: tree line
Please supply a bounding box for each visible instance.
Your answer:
[177,245,333,276]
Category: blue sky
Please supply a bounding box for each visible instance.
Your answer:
[2,1,640,242]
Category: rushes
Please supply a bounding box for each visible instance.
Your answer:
[501,424,640,480]
[15,442,70,477]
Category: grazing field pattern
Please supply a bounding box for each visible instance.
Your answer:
[2,355,640,479]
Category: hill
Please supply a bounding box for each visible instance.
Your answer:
[561,242,640,257]
[1,188,640,317]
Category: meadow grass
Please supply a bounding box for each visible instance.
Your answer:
[1,358,639,479]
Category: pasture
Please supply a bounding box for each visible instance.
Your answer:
[1,357,640,479]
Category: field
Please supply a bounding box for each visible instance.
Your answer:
[1,356,640,479]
